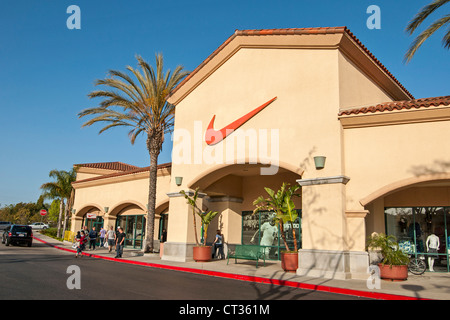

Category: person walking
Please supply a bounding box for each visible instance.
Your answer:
[99,227,106,248]
[75,231,87,258]
[88,226,98,250]
[106,226,116,253]
[213,230,224,260]
[115,227,126,258]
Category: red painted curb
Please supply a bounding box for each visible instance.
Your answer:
[33,236,427,300]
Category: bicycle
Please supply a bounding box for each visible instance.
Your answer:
[408,254,426,275]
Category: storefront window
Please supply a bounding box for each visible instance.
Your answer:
[385,207,449,272]
[242,210,301,261]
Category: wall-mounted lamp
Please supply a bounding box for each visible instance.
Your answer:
[104,207,109,213]
[71,209,76,214]
[175,176,183,186]
[314,156,326,170]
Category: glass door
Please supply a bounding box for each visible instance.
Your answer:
[115,215,146,249]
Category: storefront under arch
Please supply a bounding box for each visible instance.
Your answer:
[164,163,302,261]
[365,177,450,273]
[110,203,146,249]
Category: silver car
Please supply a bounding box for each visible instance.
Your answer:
[29,222,49,230]
[0,221,12,231]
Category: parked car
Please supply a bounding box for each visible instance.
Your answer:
[0,221,12,231]
[2,225,33,247]
[29,222,49,230]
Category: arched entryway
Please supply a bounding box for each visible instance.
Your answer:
[364,175,450,273]
[187,162,303,260]
[110,202,146,249]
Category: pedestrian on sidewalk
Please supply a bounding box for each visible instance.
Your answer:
[213,230,224,259]
[88,227,98,250]
[106,226,115,253]
[115,227,126,258]
[75,231,87,258]
[99,227,106,248]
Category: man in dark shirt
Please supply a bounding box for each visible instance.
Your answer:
[88,227,98,250]
[115,227,126,258]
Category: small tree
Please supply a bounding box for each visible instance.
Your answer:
[253,183,301,252]
[180,188,219,246]
[366,233,409,266]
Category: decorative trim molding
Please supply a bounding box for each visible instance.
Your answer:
[345,210,369,218]
[297,175,350,186]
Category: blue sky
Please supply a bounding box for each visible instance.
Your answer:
[0,0,448,205]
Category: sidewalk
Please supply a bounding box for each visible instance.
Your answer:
[33,233,450,300]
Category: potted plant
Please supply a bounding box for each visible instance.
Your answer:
[366,232,410,281]
[253,183,301,272]
[180,188,219,262]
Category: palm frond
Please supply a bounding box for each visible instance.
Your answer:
[404,14,450,62]
[406,0,450,34]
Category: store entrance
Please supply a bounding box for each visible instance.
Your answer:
[83,216,104,246]
[116,215,146,249]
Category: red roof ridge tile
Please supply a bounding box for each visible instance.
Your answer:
[72,162,172,185]
[338,95,450,116]
[74,161,141,172]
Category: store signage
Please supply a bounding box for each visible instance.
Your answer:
[86,213,97,219]
[205,97,277,145]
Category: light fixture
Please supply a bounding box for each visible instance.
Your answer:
[104,207,109,213]
[72,209,76,214]
[313,156,326,170]
[175,176,183,186]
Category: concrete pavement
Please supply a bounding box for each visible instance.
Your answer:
[32,232,450,300]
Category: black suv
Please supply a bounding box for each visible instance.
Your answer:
[2,225,33,247]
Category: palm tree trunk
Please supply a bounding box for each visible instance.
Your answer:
[144,130,163,253]
[290,221,298,252]
[62,199,70,238]
[279,219,290,252]
[57,198,64,238]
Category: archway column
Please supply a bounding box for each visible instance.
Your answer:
[207,196,243,254]
[72,216,84,233]
[296,175,369,280]
[162,190,206,262]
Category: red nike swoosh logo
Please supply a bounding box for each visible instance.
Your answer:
[205,97,277,145]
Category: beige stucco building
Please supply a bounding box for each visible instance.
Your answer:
[71,26,450,279]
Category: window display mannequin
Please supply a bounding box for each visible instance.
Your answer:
[426,233,440,272]
[251,217,278,258]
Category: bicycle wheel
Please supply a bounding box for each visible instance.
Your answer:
[408,258,426,275]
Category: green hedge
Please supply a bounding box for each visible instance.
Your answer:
[40,228,64,241]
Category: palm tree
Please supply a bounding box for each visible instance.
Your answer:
[40,168,77,238]
[78,54,189,253]
[404,0,450,63]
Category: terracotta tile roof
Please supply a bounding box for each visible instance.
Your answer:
[170,26,413,100]
[338,96,450,116]
[74,161,141,172]
[72,162,172,185]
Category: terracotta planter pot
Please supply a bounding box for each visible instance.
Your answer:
[281,252,298,273]
[378,263,408,281]
[193,246,212,262]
